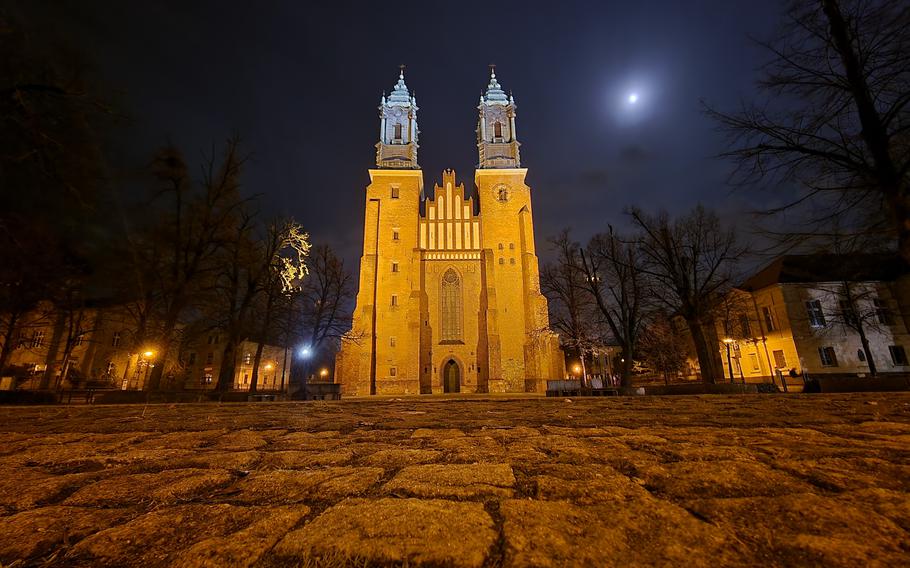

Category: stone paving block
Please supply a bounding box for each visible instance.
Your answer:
[229,467,384,503]
[273,431,345,451]
[533,464,650,504]
[130,430,228,449]
[836,488,910,532]
[686,492,910,567]
[272,498,496,567]
[360,448,443,468]
[774,456,910,492]
[161,450,262,471]
[384,463,515,498]
[0,469,96,511]
[259,449,355,469]
[68,504,256,567]
[0,506,133,563]
[411,427,466,438]
[640,459,814,499]
[500,498,742,567]
[170,505,309,567]
[435,435,508,463]
[64,468,233,506]
[210,429,270,450]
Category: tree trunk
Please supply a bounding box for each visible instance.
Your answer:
[859,330,878,377]
[216,340,238,392]
[619,349,633,388]
[249,341,266,392]
[689,320,723,384]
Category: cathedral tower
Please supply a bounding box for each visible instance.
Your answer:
[335,68,564,396]
[376,68,419,169]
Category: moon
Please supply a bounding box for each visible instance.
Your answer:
[628,93,639,104]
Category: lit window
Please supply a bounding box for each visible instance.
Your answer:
[749,353,759,371]
[105,361,116,376]
[819,346,838,367]
[441,268,463,342]
[243,353,252,365]
[32,330,45,348]
[806,300,826,328]
[499,258,504,264]
[772,349,786,369]
[390,337,396,347]
[889,345,907,366]
[111,332,120,348]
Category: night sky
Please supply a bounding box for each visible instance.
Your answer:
[38,0,784,264]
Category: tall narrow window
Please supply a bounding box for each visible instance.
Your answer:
[875,299,893,325]
[111,332,120,348]
[762,306,776,332]
[806,300,826,328]
[772,349,787,369]
[32,330,45,348]
[819,346,838,367]
[441,268,463,342]
[889,345,907,365]
[494,121,503,138]
[393,123,403,141]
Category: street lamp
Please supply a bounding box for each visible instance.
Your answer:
[299,347,312,359]
[722,338,735,383]
[141,349,156,388]
[319,368,329,379]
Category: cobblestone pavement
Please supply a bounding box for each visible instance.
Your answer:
[1,393,909,567]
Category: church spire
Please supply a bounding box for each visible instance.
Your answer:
[477,66,520,168]
[376,67,419,169]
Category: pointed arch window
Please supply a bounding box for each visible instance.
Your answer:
[441,268,463,343]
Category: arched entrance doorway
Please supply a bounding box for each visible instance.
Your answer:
[442,359,460,393]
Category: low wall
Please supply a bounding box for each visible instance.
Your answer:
[806,375,910,393]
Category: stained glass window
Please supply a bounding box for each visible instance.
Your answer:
[441,268,463,342]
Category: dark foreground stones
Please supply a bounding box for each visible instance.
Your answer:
[0,393,908,566]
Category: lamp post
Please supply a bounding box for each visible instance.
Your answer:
[141,350,155,389]
[722,338,735,383]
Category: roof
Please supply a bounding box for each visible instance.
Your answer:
[739,253,910,292]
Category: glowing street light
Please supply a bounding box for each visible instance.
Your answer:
[628,93,638,104]
[143,350,155,358]
[299,347,312,359]
[319,368,329,379]
[264,363,273,371]
[722,338,735,383]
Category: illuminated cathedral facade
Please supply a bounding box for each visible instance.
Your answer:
[335,69,564,395]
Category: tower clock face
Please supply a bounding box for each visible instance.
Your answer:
[494,183,510,203]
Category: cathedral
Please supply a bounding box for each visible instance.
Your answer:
[334,68,564,395]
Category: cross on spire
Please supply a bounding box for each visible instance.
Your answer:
[489,63,496,77]
[399,63,406,78]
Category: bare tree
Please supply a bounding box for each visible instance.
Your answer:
[248,220,310,392]
[629,205,744,384]
[541,230,600,383]
[144,137,247,390]
[578,227,647,387]
[708,0,910,257]
[637,314,689,385]
[295,245,355,389]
